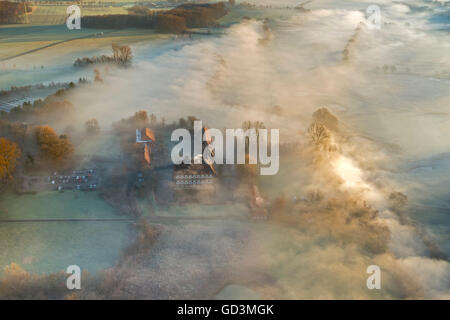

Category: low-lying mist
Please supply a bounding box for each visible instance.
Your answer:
[15,0,449,299]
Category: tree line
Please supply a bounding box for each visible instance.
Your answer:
[81,2,230,34]
[0,82,83,188]
[0,1,32,24]
[74,44,132,67]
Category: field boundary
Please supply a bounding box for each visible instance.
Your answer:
[0,31,113,62]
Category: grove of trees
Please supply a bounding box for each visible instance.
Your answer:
[308,122,330,148]
[155,14,187,34]
[81,2,230,34]
[0,1,31,24]
[35,125,74,162]
[74,44,132,67]
[111,44,132,65]
[85,118,100,134]
[0,138,21,181]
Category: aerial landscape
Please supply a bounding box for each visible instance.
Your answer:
[0,0,449,300]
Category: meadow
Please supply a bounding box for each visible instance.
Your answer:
[0,191,132,275]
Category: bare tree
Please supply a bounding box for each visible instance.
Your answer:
[119,45,132,64]
[253,121,265,137]
[308,122,330,148]
[242,120,265,135]
[242,120,252,131]
[111,44,132,65]
[85,118,100,134]
[111,44,119,62]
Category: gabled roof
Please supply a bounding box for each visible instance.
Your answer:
[143,128,156,142]
[136,128,156,143]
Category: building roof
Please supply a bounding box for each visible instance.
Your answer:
[136,128,156,143]
[143,128,156,142]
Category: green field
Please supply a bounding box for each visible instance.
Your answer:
[0,191,132,275]
[16,4,173,26]
[25,5,129,25]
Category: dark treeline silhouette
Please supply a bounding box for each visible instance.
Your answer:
[156,14,186,34]
[0,82,73,98]
[169,2,228,28]
[74,44,132,67]
[0,1,32,24]
[74,55,116,67]
[0,81,81,123]
[81,2,230,33]
[82,14,158,29]
[126,5,152,16]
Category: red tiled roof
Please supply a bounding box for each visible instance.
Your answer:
[143,128,156,142]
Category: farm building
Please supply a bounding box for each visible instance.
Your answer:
[136,127,156,143]
[136,128,156,166]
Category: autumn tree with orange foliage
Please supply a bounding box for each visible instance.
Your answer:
[35,126,74,162]
[0,263,69,299]
[0,137,21,181]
